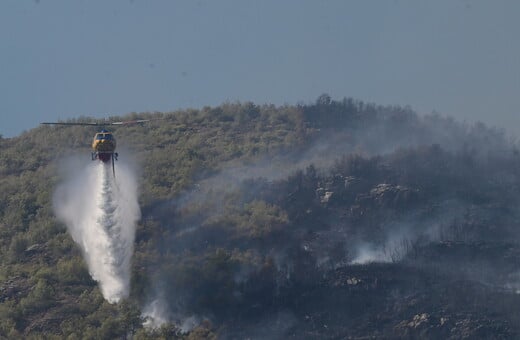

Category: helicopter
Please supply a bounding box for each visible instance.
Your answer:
[40,119,151,176]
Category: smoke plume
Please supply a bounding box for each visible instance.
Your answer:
[54,160,140,303]
[142,298,171,329]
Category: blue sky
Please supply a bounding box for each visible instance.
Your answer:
[1,0,519,137]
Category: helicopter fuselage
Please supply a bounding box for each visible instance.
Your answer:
[91,130,117,163]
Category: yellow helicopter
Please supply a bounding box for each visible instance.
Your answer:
[41,119,151,176]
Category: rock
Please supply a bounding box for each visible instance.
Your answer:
[321,191,334,203]
[316,187,335,204]
[408,313,429,328]
[25,243,44,253]
[361,183,418,208]
[346,277,362,285]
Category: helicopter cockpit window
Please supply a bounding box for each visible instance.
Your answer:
[95,134,113,140]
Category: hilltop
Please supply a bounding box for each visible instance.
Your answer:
[1,95,520,339]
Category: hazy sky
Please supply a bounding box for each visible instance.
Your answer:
[1,0,519,137]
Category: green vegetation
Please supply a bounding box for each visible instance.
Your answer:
[2,96,520,338]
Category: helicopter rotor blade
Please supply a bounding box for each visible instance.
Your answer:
[40,122,104,126]
[41,118,160,127]
[109,119,151,125]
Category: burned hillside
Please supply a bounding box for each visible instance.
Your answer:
[135,100,520,338]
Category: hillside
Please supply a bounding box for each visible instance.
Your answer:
[1,95,520,339]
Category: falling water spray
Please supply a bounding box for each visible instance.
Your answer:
[54,160,140,303]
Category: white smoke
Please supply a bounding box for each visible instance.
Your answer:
[349,223,414,265]
[142,298,202,333]
[350,243,389,265]
[54,160,140,303]
[142,298,171,329]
